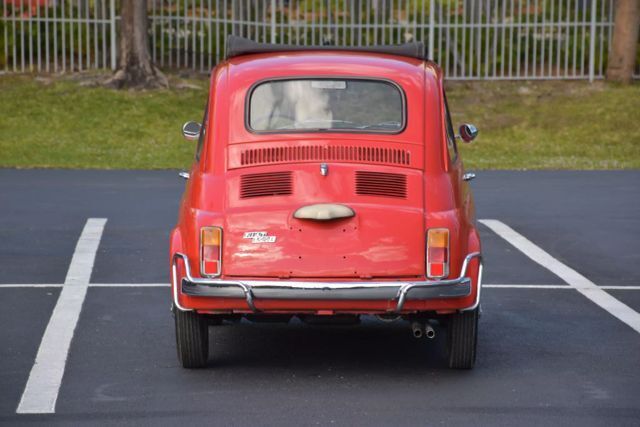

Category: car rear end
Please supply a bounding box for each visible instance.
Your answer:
[170,47,482,369]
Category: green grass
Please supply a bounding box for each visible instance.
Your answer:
[447,80,640,169]
[0,73,205,169]
[0,73,638,169]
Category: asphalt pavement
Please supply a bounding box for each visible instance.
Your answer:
[0,169,639,426]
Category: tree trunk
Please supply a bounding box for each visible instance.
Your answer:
[606,0,640,83]
[106,0,168,89]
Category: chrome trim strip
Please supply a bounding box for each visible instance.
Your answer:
[172,258,193,312]
[172,252,482,314]
[181,279,471,301]
[461,263,483,312]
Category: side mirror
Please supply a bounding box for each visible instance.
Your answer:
[182,121,202,141]
[459,124,478,143]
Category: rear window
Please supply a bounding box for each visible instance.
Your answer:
[248,79,404,133]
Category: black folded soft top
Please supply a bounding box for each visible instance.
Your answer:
[226,35,426,60]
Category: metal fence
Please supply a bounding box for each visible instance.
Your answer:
[1,0,116,73]
[1,0,638,80]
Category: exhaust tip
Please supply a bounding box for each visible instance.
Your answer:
[425,324,436,339]
[410,321,424,339]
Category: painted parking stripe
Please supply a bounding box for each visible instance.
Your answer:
[0,284,63,288]
[485,284,640,290]
[17,218,107,414]
[480,219,640,334]
[483,284,571,289]
[91,283,169,287]
[0,283,168,288]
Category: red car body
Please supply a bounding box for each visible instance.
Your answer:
[170,37,482,369]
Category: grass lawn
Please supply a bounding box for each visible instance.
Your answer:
[0,72,638,170]
[447,80,640,169]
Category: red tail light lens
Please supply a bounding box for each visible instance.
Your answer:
[427,228,449,279]
[201,227,222,277]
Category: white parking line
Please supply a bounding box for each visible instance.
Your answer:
[483,284,571,289]
[0,284,62,288]
[480,219,640,334]
[17,218,107,414]
[91,283,169,287]
[0,283,169,288]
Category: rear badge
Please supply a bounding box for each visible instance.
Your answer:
[243,231,277,243]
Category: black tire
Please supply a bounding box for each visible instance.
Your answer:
[447,308,479,369]
[175,308,209,369]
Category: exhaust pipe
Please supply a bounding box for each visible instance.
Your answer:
[424,323,436,339]
[410,321,436,339]
[411,321,424,339]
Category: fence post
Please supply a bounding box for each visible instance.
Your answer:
[270,0,276,43]
[110,0,117,70]
[428,0,435,60]
[588,0,597,82]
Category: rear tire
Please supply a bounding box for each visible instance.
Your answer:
[175,308,209,369]
[447,308,479,369]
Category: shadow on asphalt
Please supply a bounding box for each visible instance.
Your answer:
[206,318,452,371]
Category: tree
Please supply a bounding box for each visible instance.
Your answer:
[606,0,640,84]
[106,0,168,89]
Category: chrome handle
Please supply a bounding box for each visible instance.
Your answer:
[462,172,476,182]
[178,171,190,180]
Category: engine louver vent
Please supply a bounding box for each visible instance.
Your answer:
[355,171,407,199]
[240,171,293,199]
[240,145,411,167]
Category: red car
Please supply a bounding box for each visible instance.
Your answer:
[170,36,482,369]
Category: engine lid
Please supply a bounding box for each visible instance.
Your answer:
[221,164,425,279]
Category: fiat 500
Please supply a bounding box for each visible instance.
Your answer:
[170,36,482,369]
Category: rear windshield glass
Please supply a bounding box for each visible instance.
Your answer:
[248,79,404,133]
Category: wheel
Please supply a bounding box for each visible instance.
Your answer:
[446,308,479,369]
[175,307,209,369]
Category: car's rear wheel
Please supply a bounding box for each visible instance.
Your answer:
[446,308,479,369]
[175,307,209,369]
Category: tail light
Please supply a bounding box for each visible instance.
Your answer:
[200,227,222,277]
[427,228,449,279]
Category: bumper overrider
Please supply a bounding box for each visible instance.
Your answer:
[172,252,482,314]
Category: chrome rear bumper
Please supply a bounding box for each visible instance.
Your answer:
[172,252,482,314]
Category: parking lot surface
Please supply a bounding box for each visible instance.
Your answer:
[0,169,639,426]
